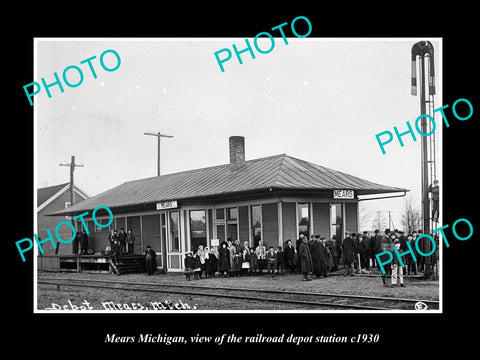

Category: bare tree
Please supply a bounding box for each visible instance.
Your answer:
[371,211,388,231]
[401,195,421,234]
[358,202,373,231]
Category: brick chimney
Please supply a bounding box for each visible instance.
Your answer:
[229,136,245,171]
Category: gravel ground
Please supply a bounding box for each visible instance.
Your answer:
[36,270,440,311]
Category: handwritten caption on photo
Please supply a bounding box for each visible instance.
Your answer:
[45,299,198,311]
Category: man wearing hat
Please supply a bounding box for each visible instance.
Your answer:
[342,232,355,276]
[378,229,393,286]
[391,239,406,288]
[371,229,382,268]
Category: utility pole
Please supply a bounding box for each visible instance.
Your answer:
[144,132,174,176]
[59,155,84,209]
[388,211,395,231]
[59,155,84,255]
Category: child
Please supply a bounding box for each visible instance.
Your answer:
[248,247,258,276]
[197,245,206,278]
[276,246,285,274]
[184,251,194,281]
[193,250,202,280]
[391,240,406,288]
[144,245,157,276]
[266,246,277,276]
[242,247,250,276]
[207,247,218,277]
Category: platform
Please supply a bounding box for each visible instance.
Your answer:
[37,254,148,274]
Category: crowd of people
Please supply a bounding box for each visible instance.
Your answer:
[101,225,438,286]
[107,228,136,257]
[179,229,439,285]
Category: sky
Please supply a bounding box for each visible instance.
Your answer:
[35,38,442,230]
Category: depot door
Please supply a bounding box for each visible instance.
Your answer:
[160,213,167,270]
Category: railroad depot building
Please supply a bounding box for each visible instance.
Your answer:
[48,136,406,272]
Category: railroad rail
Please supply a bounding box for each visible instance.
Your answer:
[37,276,440,311]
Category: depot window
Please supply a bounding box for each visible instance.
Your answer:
[297,203,310,237]
[190,210,207,251]
[251,205,262,247]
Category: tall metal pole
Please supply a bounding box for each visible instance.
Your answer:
[412,41,435,279]
[419,55,430,236]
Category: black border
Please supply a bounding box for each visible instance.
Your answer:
[6,4,478,354]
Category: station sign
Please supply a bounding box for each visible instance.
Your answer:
[333,190,354,199]
[156,200,178,210]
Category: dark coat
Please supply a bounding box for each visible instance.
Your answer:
[380,235,393,252]
[399,236,408,251]
[309,241,322,275]
[109,233,119,254]
[407,239,418,264]
[145,248,157,265]
[283,245,295,263]
[249,252,258,268]
[184,255,194,273]
[295,238,303,253]
[206,253,218,272]
[298,241,313,273]
[359,238,369,256]
[313,241,329,275]
[333,238,342,258]
[193,254,202,271]
[117,231,127,244]
[342,236,355,263]
[392,247,404,266]
[368,235,377,255]
[127,233,136,246]
[374,234,382,252]
[73,233,81,253]
[324,246,334,268]
[108,233,117,247]
[79,232,88,248]
[276,250,285,265]
[266,251,277,265]
[184,255,194,268]
[319,242,330,263]
[217,246,230,271]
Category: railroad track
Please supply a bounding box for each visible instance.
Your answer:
[37,276,439,311]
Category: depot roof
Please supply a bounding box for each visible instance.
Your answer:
[48,153,406,216]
